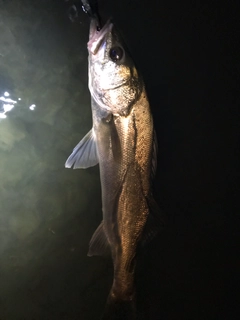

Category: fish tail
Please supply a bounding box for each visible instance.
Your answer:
[101,294,136,320]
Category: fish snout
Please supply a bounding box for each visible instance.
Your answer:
[88,19,113,55]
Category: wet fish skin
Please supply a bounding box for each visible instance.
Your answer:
[65,18,160,319]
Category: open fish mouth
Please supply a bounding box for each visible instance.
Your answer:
[88,19,113,55]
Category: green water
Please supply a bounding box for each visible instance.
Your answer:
[0,1,112,319]
[0,1,238,320]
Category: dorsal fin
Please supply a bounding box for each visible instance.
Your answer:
[151,130,158,179]
[140,197,165,247]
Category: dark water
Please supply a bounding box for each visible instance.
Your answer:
[0,0,238,319]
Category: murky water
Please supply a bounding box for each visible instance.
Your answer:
[0,1,238,320]
[0,1,112,319]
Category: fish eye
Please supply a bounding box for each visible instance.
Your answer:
[109,46,123,62]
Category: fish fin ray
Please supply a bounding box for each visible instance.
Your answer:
[65,129,98,169]
[151,130,158,179]
[102,295,136,320]
[88,221,110,256]
[140,197,165,246]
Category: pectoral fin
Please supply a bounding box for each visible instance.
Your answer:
[88,221,110,257]
[65,129,98,169]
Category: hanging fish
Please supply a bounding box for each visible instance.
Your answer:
[66,3,163,318]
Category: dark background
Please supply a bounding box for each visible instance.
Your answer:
[86,1,240,319]
[0,0,239,319]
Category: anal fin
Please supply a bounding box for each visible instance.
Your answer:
[88,221,110,257]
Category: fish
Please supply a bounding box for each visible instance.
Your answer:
[65,16,163,319]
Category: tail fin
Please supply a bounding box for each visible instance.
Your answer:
[101,295,136,320]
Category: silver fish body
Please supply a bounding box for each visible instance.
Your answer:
[66,18,160,319]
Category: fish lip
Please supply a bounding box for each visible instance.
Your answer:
[88,19,113,55]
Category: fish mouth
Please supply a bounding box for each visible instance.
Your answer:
[88,19,113,55]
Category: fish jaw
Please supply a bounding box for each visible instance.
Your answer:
[88,19,113,55]
[87,19,143,117]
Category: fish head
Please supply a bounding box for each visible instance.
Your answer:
[88,19,143,116]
